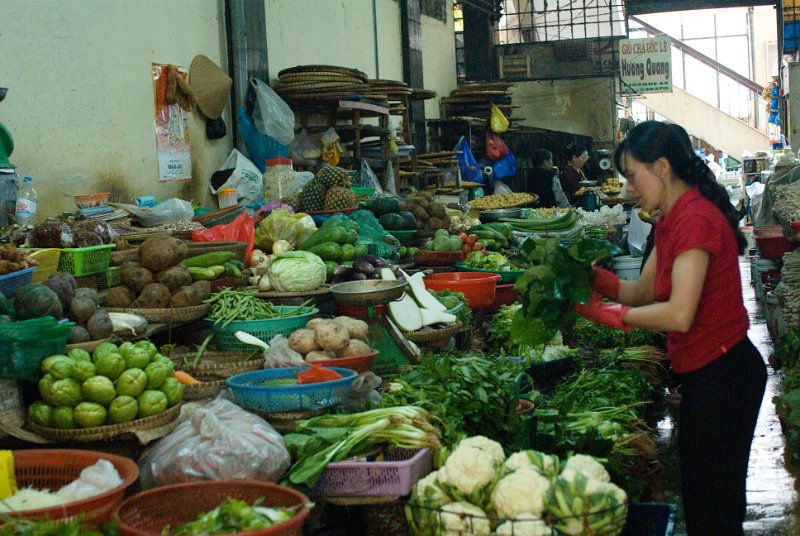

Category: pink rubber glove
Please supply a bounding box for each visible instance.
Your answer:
[574,293,632,332]
[592,266,620,301]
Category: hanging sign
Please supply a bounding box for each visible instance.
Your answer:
[152,63,192,182]
[619,35,672,94]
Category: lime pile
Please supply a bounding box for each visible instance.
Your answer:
[28,341,183,429]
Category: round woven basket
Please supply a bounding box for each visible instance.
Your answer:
[252,408,326,434]
[403,322,462,347]
[181,377,227,401]
[170,351,265,376]
[105,303,210,323]
[28,403,182,442]
[66,336,113,354]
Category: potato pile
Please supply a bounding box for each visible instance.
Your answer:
[404,192,449,238]
[104,234,211,309]
[288,316,372,362]
[42,272,113,344]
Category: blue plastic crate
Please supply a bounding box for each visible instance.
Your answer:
[0,266,36,297]
[622,503,677,536]
[225,366,357,412]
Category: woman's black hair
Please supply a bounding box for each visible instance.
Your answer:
[532,148,553,167]
[614,120,746,254]
[565,144,587,160]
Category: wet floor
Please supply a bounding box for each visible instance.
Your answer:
[651,254,800,535]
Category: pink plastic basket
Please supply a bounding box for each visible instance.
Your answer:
[311,448,433,498]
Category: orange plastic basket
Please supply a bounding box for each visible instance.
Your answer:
[315,350,378,374]
[6,449,139,528]
[115,480,312,536]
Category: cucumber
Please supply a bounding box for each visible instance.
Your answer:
[182,252,236,268]
[298,226,347,250]
[309,242,342,262]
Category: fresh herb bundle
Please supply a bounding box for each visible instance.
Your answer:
[511,237,621,347]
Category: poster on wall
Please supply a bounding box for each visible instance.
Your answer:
[152,63,192,182]
[618,35,672,94]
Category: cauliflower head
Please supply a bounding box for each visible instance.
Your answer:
[413,470,451,506]
[438,501,491,536]
[438,444,502,506]
[584,478,627,504]
[505,450,560,478]
[496,514,553,536]
[561,454,610,483]
[491,466,551,519]
[457,435,506,466]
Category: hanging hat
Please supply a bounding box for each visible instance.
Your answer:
[189,55,232,119]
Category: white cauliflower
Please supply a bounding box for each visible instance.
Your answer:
[496,514,553,536]
[491,466,551,519]
[438,501,491,536]
[457,435,506,466]
[505,450,560,478]
[584,478,628,504]
[560,454,610,483]
[438,445,500,505]
[413,470,451,506]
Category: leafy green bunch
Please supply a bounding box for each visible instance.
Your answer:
[511,237,621,347]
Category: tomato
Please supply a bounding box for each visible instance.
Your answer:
[297,367,343,384]
[473,242,485,251]
[459,233,468,244]
[461,243,472,254]
[466,234,479,246]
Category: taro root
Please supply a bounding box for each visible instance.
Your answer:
[138,234,188,271]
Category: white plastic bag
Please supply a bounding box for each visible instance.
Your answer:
[263,334,305,367]
[57,459,122,502]
[251,78,295,146]
[138,398,291,489]
[118,198,194,227]
[210,149,264,206]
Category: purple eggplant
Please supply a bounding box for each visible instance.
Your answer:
[332,265,355,284]
[354,272,368,281]
[355,255,387,268]
[353,260,376,276]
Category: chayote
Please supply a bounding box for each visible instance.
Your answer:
[49,359,74,381]
[67,348,91,363]
[153,355,174,376]
[115,368,147,398]
[135,340,158,360]
[38,373,57,406]
[137,390,167,418]
[107,395,138,424]
[73,401,107,428]
[81,376,116,406]
[118,342,136,357]
[51,406,77,429]
[92,342,119,364]
[144,361,169,390]
[50,378,83,407]
[94,352,126,380]
[40,355,70,374]
[27,400,53,427]
[121,347,150,370]
[159,377,184,407]
[72,360,96,383]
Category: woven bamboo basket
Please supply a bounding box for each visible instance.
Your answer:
[110,240,248,266]
[403,322,462,348]
[28,403,182,442]
[170,351,264,376]
[105,303,210,323]
[65,337,113,354]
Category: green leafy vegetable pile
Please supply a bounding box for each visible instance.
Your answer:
[572,317,662,349]
[0,515,112,536]
[429,289,473,328]
[167,497,298,535]
[511,237,621,347]
[463,251,513,271]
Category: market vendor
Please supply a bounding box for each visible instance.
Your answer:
[527,149,558,207]
[576,120,766,536]
[560,144,588,204]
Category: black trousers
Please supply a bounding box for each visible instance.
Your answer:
[677,337,767,535]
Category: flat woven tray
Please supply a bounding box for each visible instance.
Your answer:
[403,322,462,345]
[105,303,210,323]
[468,193,538,211]
[181,376,227,401]
[28,403,181,442]
[246,285,331,300]
[65,337,113,354]
[170,351,264,375]
[278,65,368,81]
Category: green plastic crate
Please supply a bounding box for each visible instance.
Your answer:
[57,244,116,276]
[97,266,121,288]
[209,306,319,351]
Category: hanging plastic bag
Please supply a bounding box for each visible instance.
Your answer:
[320,127,342,166]
[492,149,517,179]
[289,129,321,167]
[486,132,509,161]
[209,149,264,206]
[354,159,383,193]
[138,398,291,489]
[119,198,195,228]
[253,208,317,250]
[192,212,255,264]
[490,103,509,133]
[250,78,295,145]
[237,107,288,173]
[454,136,483,184]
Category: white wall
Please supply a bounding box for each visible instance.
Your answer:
[422,9,457,121]
[1,0,231,220]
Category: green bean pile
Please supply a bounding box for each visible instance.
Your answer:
[205,288,312,328]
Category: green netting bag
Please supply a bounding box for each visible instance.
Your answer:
[348,210,401,260]
[0,318,73,381]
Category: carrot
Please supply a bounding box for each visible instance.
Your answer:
[172,370,201,385]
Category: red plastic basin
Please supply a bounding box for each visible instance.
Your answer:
[424,272,501,309]
[486,283,519,314]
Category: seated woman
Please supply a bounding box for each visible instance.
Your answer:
[527,148,558,207]
[560,144,589,204]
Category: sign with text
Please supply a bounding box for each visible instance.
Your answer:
[619,35,672,94]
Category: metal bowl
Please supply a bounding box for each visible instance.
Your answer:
[329,279,406,306]
[480,208,522,222]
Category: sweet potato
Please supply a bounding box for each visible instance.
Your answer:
[138,234,189,271]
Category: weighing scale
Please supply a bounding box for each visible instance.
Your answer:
[329,280,418,375]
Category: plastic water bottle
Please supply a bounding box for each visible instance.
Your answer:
[15,176,37,227]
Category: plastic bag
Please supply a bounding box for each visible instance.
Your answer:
[254,208,316,250]
[0,319,73,381]
[490,103,509,133]
[138,398,291,489]
[119,198,194,228]
[320,127,342,166]
[210,149,264,206]
[250,78,295,145]
[354,160,382,193]
[486,132,509,161]
[492,149,517,179]
[454,136,484,184]
[192,212,255,264]
[343,371,382,410]
[289,129,321,167]
[237,106,288,173]
[57,460,121,502]
[263,334,305,367]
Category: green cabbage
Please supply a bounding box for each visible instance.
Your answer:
[267,251,326,292]
[254,208,317,250]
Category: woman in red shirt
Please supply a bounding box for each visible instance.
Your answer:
[577,120,766,535]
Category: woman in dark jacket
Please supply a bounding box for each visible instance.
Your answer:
[527,148,558,207]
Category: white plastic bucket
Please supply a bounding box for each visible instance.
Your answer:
[764,292,787,342]
[613,255,643,280]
